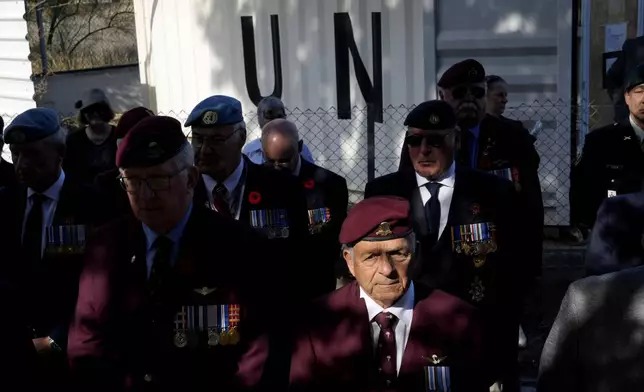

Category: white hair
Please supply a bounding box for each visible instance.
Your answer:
[342,232,417,259]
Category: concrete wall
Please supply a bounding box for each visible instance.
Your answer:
[33,64,149,116]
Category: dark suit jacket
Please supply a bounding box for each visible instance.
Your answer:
[93,167,131,225]
[571,121,644,227]
[585,192,644,276]
[0,158,17,188]
[68,205,271,392]
[298,159,348,295]
[194,157,310,302]
[0,178,96,347]
[365,165,522,387]
[289,281,486,392]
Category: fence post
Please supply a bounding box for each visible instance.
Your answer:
[367,102,376,182]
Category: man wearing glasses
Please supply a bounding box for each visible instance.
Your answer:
[242,96,315,165]
[261,118,349,296]
[365,100,525,391]
[68,116,270,391]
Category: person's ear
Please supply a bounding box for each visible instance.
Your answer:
[298,140,303,153]
[343,248,356,278]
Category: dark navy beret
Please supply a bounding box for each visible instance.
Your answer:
[114,107,155,139]
[184,95,243,127]
[3,108,61,145]
[339,196,412,245]
[404,100,457,130]
[625,63,644,92]
[116,116,187,168]
[438,59,486,88]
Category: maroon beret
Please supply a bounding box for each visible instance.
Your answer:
[114,107,155,139]
[438,59,486,88]
[116,116,187,168]
[339,196,412,245]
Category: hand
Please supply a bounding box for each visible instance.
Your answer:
[32,336,53,355]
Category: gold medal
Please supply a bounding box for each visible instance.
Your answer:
[174,331,187,348]
[219,329,230,346]
[228,327,240,345]
[473,255,486,268]
[207,328,220,347]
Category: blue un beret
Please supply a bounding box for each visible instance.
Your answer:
[3,108,61,145]
[184,95,243,127]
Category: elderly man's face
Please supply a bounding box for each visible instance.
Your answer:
[263,133,300,173]
[344,237,412,308]
[191,125,245,180]
[441,82,487,128]
[625,84,644,122]
[406,127,457,179]
[120,158,198,233]
[11,140,64,191]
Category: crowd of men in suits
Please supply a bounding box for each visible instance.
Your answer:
[11,56,629,392]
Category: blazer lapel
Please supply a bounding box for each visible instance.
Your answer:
[446,166,474,228]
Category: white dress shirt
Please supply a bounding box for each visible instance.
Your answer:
[415,162,456,238]
[360,282,415,374]
[22,170,66,257]
[629,115,644,143]
[202,158,245,220]
[242,138,315,165]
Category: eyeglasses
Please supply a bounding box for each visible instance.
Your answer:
[405,132,452,148]
[189,129,238,146]
[451,85,486,100]
[263,157,293,169]
[119,167,188,193]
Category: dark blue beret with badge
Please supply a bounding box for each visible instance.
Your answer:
[184,95,243,127]
[438,59,486,89]
[3,108,61,145]
[404,100,457,130]
[116,116,187,168]
[624,63,644,92]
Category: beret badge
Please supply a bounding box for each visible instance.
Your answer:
[146,141,164,159]
[375,222,393,237]
[202,111,218,125]
[468,68,478,77]
[429,114,440,125]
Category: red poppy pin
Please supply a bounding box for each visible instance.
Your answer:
[470,203,480,217]
[248,191,262,205]
[303,179,315,189]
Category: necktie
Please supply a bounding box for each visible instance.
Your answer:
[425,182,442,243]
[149,236,173,295]
[23,194,46,264]
[212,183,232,217]
[374,311,398,386]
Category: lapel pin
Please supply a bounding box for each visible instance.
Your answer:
[470,203,480,217]
[194,286,217,296]
[431,354,447,365]
[130,255,136,264]
[625,136,632,140]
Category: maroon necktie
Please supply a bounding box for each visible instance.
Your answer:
[374,311,398,387]
[212,183,232,217]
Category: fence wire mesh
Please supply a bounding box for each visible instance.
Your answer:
[0,100,620,227]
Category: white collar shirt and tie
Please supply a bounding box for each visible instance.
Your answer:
[202,157,246,220]
[415,162,456,238]
[22,170,66,257]
[360,281,415,374]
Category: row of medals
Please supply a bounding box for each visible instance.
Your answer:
[173,327,241,348]
[460,240,497,268]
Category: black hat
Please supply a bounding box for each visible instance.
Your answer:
[404,100,457,130]
[438,59,486,89]
[625,63,644,92]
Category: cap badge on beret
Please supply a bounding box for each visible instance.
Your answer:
[202,111,218,125]
[146,141,164,159]
[429,114,440,125]
[469,68,478,77]
[375,222,393,237]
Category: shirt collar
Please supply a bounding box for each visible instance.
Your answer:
[142,202,193,251]
[360,281,415,327]
[415,161,456,188]
[293,156,302,176]
[630,115,644,143]
[202,158,245,195]
[28,169,65,201]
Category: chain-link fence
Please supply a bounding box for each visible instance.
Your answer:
[0,100,620,227]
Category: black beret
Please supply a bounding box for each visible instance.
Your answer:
[625,63,644,92]
[116,116,187,168]
[404,100,457,130]
[339,196,412,245]
[438,59,486,88]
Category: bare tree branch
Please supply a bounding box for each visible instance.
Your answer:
[68,10,133,56]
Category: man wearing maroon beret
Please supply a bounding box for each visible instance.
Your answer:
[68,116,270,391]
[93,107,155,225]
[289,196,487,391]
[366,99,525,390]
